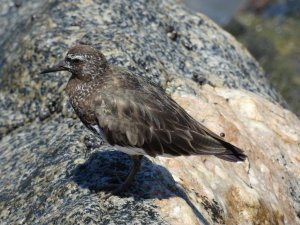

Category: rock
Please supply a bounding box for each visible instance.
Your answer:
[0,0,299,224]
[165,79,300,224]
[182,0,247,25]
[0,0,286,140]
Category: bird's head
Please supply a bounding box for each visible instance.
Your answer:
[41,44,108,81]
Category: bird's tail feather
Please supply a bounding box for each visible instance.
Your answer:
[215,141,247,162]
[191,129,247,162]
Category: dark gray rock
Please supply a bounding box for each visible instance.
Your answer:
[0,0,292,224]
[0,0,285,138]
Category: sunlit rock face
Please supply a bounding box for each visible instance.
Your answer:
[156,79,300,224]
[0,0,299,224]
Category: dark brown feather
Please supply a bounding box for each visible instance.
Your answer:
[92,67,246,162]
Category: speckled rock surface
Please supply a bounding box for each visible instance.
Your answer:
[163,79,300,224]
[0,0,299,224]
[0,0,286,139]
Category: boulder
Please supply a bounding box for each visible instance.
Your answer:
[0,0,299,224]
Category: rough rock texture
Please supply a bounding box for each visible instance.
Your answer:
[0,0,299,224]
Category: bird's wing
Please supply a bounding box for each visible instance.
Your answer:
[94,88,245,161]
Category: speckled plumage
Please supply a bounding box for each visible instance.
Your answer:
[41,44,246,194]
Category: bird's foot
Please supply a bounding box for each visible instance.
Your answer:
[92,182,130,199]
[104,183,131,199]
[92,155,143,199]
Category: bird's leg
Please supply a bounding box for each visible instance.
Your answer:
[100,155,143,198]
[115,155,143,191]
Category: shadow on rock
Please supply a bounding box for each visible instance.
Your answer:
[70,149,209,224]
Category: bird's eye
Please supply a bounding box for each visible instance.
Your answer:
[66,56,82,64]
[72,58,81,64]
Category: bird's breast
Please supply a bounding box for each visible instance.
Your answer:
[66,79,98,124]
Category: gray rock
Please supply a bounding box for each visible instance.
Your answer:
[0,0,285,138]
[1,0,296,224]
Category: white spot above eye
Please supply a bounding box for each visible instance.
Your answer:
[67,54,85,61]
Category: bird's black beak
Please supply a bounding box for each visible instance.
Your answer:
[40,60,68,74]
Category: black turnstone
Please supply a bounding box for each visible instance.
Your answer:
[41,44,246,196]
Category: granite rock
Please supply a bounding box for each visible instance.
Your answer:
[0,0,286,138]
[0,0,299,224]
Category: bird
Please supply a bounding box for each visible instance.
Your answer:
[41,44,246,196]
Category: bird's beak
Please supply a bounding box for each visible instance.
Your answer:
[40,60,68,74]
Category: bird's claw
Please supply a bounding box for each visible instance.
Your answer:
[91,183,128,199]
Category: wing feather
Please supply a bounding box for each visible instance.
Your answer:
[93,81,245,161]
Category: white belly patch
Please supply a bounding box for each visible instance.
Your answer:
[91,124,147,155]
[91,124,107,141]
[115,145,147,155]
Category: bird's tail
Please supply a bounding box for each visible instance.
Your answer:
[192,122,247,162]
[214,140,247,162]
